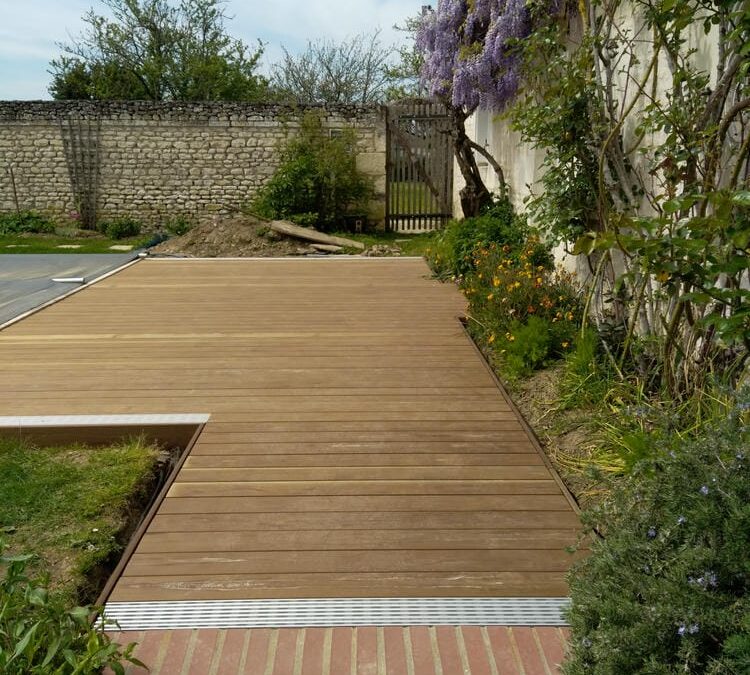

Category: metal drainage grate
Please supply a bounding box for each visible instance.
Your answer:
[102,598,570,630]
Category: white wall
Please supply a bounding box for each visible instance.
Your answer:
[454,4,724,234]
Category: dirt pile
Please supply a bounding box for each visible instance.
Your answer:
[149,215,317,257]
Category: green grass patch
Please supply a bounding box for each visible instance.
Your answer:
[0,436,161,604]
[389,182,438,215]
[0,233,153,254]
[330,229,439,256]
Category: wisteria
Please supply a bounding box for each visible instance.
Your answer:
[416,0,544,112]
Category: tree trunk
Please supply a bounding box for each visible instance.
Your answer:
[450,105,493,217]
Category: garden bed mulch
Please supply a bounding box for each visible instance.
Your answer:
[491,363,600,510]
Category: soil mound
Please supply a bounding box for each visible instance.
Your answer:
[149,215,313,257]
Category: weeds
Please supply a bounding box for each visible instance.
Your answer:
[0,543,144,673]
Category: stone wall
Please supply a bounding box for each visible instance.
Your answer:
[0,101,387,227]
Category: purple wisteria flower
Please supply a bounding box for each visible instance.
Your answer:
[700,485,709,495]
[647,526,657,539]
[416,0,553,112]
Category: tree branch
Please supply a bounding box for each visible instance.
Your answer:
[467,139,506,199]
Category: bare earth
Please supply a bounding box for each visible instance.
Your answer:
[150,215,314,258]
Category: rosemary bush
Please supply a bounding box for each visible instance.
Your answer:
[565,395,750,674]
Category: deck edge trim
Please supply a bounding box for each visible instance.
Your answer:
[102,597,571,629]
[0,413,210,427]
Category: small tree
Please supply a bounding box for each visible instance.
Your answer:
[49,0,267,101]
[270,30,394,105]
[252,112,373,230]
[384,14,428,101]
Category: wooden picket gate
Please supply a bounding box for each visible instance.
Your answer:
[386,100,454,233]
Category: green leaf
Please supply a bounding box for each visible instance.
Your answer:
[9,622,39,663]
[28,586,48,607]
[662,198,681,214]
[0,554,34,563]
[41,636,62,668]
[572,233,596,255]
[68,606,90,624]
[731,191,750,207]
[63,648,77,667]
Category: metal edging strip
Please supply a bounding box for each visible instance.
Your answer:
[102,597,571,630]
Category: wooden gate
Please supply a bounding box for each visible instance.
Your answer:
[386,100,454,232]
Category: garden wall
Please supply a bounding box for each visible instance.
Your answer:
[0,101,387,227]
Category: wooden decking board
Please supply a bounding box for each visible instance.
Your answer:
[137,530,579,553]
[147,511,582,532]
[176,466,552,481]
[0,258,581,602]
[183,453,546,467]
[165,480,563,498]
[122,549,582,576]
[157,495,572,514]
[109,573,571,601]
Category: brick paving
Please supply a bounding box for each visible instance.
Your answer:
[107,626,570,674]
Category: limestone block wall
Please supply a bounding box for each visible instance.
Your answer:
[0,101,386,227]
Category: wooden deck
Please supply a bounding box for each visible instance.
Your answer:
[0,258,580,603]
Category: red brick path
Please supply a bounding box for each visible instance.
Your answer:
[107,625,570,674]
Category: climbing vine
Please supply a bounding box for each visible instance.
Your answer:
[508,0,750,398]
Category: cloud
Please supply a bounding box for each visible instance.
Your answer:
[0,0,425,100]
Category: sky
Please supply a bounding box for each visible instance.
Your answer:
[0,0,425,100]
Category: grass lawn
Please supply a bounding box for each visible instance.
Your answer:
[0,437,161,604]
[389,182,438,214]
[0,233,155,254]
[331,229,439,256]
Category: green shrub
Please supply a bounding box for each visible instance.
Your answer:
[0,545,143,673]
[99,217,141,240]
[503,316,553,375]
[252,112,373,230]
[461,236,581,378]
[564,397,750,674]
[0,212,55,235]
[165,216,194,236]
[427,198,550,278]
